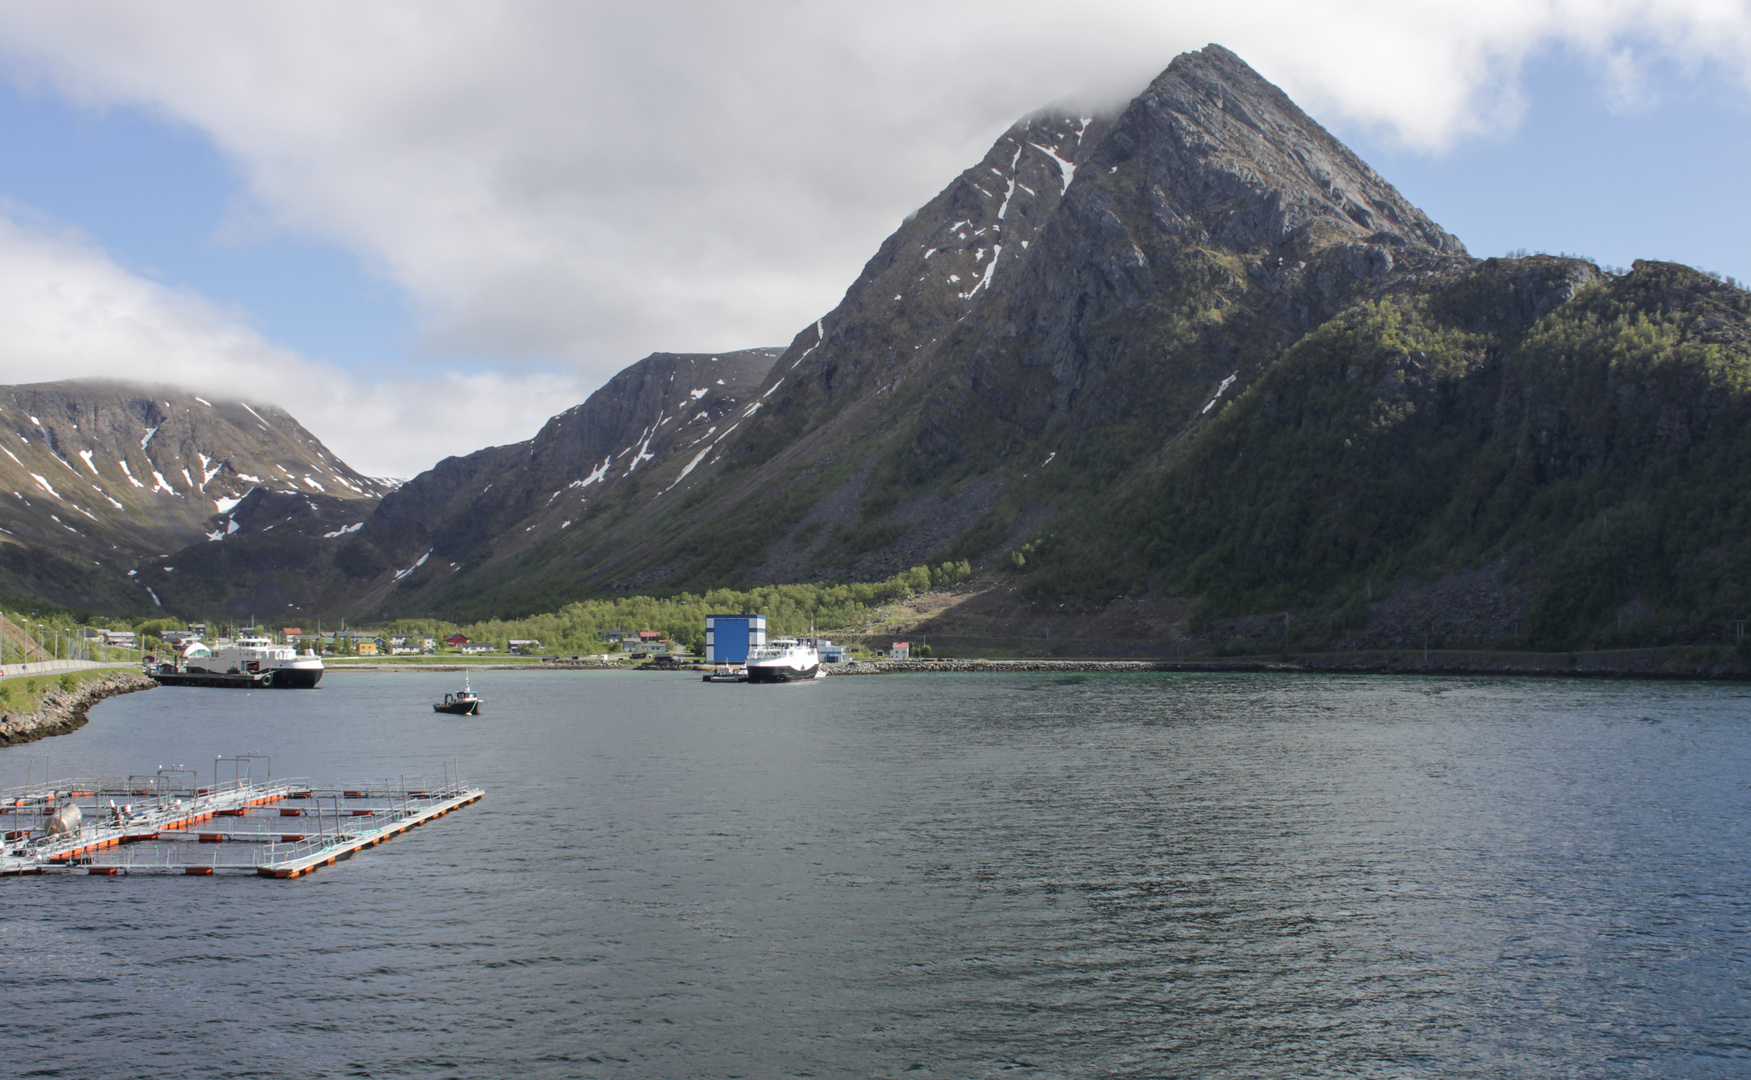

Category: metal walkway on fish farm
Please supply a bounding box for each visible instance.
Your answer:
[0,756,483,878]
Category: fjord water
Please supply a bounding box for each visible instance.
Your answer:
[4,671,1749,1078]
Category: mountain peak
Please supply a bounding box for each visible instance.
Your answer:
[1086,43,1466,259]
[73,47,1492,619]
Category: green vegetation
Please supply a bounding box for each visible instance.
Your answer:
[0,667,116,714]
[0,606,155,664]
[1012,258,1751,650]
[1130,294,1493,615]
[0,560,951,662]
[448,561,971,653]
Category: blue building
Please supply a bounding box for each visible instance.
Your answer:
[705,614,767,663]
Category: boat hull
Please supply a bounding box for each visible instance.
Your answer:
[163,665,322,689]
[746,662,819,683]
[267,667,323,689]
[152,670,273,689]
[433,701,480,715]
[185,661,325,686]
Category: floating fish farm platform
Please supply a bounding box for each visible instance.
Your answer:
[0,761,482,878]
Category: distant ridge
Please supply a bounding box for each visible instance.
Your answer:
[0,379,387,612]
[137,348,782,617]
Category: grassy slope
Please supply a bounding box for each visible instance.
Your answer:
[0,666,129,714]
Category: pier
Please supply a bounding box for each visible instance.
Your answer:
[0,759,482,877]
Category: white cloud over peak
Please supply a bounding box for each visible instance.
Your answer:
[0,1,1744,473]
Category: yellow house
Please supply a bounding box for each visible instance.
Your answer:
[356,641,379,656]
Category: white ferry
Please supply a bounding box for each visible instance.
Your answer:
[183,636,324,688]
[745,637,822,683]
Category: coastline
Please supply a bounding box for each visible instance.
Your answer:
[0,650,1731,735]
[326,662,615,673]
[827,649,1751,680]
[0,669,157,745]
[326,647,1751,681]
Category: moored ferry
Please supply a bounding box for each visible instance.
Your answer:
[745,638,822,683]
[182,636,324,688]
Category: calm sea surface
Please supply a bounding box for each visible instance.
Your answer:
[2,670,1749,1078]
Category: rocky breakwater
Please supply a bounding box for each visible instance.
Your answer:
[826,659,1182,675]
[827,650,1751,680]
[0,670,157,745]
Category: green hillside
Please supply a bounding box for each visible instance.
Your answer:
[1012,258,1751,650]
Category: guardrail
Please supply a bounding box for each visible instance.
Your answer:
[0,659,117,679]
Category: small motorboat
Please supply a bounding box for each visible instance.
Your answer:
[702,663,747,683]
[433,676,483,715]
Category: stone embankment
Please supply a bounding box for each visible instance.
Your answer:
[327,660,629,673]
[826,660,1173,675]
[0,670,156,745]
[335,650,1751,681]
[828,650,1751,680]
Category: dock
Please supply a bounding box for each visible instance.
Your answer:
[0,762,482,878]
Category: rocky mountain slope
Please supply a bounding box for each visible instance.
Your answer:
[1104,255,1751,651]
[387,43,1475,611]
[0,380,389,612]
[139,348,779,617]
[79,44,1751,651]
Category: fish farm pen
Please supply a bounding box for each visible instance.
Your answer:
[0,756,482,878]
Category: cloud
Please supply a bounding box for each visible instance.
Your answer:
[0,206,587,476]
[0,1,1745,471]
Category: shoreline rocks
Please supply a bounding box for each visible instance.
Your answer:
[321,648,1751,682]
[826,649,1751,680]
[0,670,157,745]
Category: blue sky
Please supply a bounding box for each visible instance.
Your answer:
[0,86,415,371]
[1344,47,1751,281]
[0,4,1744,476]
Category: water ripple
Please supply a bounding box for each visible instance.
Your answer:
[0,671,1746,1077]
